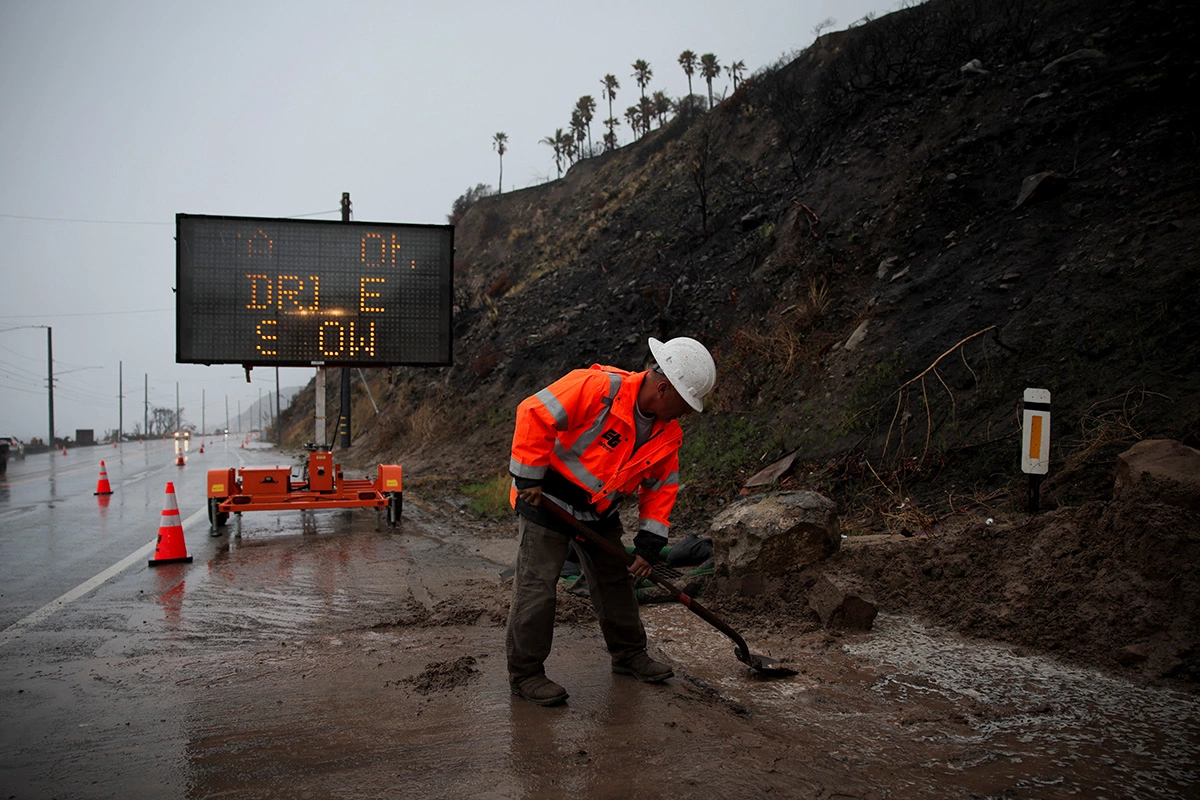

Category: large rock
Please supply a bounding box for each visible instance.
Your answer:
[709,491,840,582]
[1113,439,1200,511]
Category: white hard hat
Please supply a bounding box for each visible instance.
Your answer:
[648,337,716,412]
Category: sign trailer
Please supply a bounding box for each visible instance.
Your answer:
[175,212,453,528]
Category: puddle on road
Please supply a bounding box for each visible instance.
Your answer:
[845,614,1200,798]
[644,604,1200,798]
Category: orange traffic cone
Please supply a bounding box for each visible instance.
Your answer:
[94,461,114,495]
[198,443,204,454]
[149,482,193,566]
[61,447,67,455]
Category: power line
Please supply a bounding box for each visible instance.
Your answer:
[0,307,173,320]
[0,208,342,226]
[0,213,168,225]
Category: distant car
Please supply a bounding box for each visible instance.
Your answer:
[1,436,23,459]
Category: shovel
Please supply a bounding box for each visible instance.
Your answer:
[542,500,797,678]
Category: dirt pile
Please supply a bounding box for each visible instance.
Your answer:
[397,656,481,695]
[700,450,1200,685]
[830,497,1199,682]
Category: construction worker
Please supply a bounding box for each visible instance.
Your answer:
[506,336,717,706]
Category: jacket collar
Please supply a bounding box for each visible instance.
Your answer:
[608,368,682,443]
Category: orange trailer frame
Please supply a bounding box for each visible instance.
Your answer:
[206,448,403,529]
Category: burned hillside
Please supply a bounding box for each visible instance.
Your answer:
[283,0,1199,518]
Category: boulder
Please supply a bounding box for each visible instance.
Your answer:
[1042,48,1107,74]
[1113,439,1200,511]
[808,574,878,630]
[1014,171,1068,210]
[709,491,840,581]
[735,205,769,233]
[959,58,989,76]
[843,319,870,352]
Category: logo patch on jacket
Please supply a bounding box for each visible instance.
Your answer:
[598,429,623,451]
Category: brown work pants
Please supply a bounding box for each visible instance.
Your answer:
[506,515,647,682]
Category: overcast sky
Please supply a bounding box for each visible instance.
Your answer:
[0,0,896,443]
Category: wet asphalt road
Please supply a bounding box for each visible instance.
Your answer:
[0,438,431,797]
[0,440,208,633]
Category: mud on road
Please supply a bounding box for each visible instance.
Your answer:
[1,494,1197,799]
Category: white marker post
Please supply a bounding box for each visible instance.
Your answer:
[1021,388,1051,512]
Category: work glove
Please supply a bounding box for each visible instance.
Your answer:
[632,529,666,565]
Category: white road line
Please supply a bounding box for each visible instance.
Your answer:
[0,504,209,646]
[0,506,37,522]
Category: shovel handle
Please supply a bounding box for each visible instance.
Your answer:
[541,501,755,662]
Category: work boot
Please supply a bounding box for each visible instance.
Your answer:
[510,674,569,706]
[612,652,674,683]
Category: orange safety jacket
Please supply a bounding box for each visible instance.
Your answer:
[509,365,683,539]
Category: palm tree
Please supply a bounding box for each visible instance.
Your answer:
[575,95,596,157]
[601,74,619,121]
[729,60,746,92]
[492,132,508,193]
[639,95,655,133]
[700,53,721,108]
[631,59,652,101]
[558,127,576,165]
[539,128,567,179]
[600,74,620,151]
[624,105,641,139]
[568,109,586,163]
[678,50,698,99]
[602,123,618,152]
[651,90,672,128]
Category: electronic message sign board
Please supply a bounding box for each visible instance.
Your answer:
[176,214,453,367]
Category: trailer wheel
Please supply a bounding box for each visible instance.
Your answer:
[387,492,403,526]
[208,496,229,532]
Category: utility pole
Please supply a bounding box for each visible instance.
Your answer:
[202,389,206,435]
[118,361,123,441]
[176,382,180,431]
[0,325,54,445]
[275,367,282,445]
[225,395,229,434]
[47,327,54,447]
[338,191,353,449]
[144,374,148,436]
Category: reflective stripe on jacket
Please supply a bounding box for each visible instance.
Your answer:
[509,365,683,537]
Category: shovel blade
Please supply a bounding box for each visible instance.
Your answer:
[738,649,799,677]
